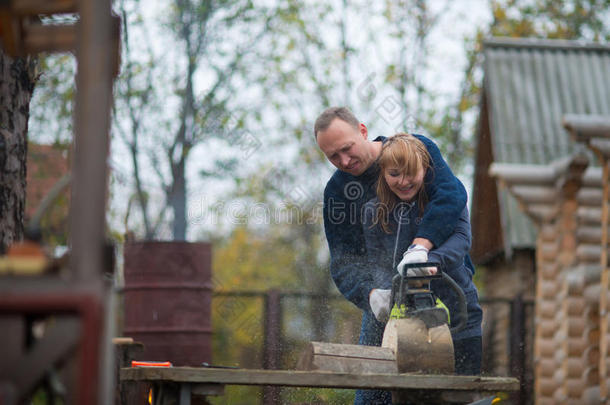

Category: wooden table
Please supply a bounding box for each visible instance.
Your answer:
[120,367,519,404]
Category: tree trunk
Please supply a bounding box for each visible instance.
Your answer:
[170,158,187,241]
[0,51,37,253]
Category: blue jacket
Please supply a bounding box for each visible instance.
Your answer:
[363,200,482,340]
[322,134,468,311]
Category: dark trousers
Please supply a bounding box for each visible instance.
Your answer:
[354,312,482,405]
[454,335,482,375]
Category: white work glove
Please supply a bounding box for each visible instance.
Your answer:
[396,244,436,277]
[369,289,391,323]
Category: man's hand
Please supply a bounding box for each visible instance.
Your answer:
[369,289,391,323]
[396,244,437,276]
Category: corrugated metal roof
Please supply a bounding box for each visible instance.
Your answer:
[482,37,610,254]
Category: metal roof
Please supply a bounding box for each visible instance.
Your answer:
[481,37,610,254]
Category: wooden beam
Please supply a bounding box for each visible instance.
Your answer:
[563,114,610,141]
[583,167,603,187]
[70,0,114,281]
[578,188,604,206]
[23,23,76,53]
[489,163,555,185]
[11,0,77,15]
[297,342,397,374]
[120,367,520,392]
[510,185,557,204]
[0,7,22,56]
[10,316,80,396]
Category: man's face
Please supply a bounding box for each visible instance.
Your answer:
[316,118,373,176]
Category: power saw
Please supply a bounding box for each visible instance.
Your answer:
[381,262,468,375]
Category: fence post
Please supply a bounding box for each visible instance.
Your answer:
[262,290,282,405]
[509,294,526,405]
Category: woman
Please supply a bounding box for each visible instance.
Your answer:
[356,133,483,405]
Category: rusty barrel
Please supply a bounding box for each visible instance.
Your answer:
[123,241,212,366]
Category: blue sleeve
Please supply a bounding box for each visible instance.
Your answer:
[323,183,373,311]
[362,201,394,291]
[413,134,467,248]
[427,207,471,269]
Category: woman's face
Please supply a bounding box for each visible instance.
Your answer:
[383,165,425,201]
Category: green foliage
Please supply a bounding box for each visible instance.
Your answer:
[29,54,76,144]
[489,0,610,40]
[213,226,300,290]
[442,0,610,170]
[280,387,355,404]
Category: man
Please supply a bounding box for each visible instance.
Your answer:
[315,106,470,404]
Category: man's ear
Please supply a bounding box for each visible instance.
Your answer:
[359,123,368,139]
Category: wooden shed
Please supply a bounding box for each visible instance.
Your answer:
[471,37,610,398]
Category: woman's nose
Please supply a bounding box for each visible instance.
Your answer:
[398,175,409,185]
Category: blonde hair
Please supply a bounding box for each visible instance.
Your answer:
[374,133,431,233]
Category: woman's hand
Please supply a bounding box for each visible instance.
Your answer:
[369,289,391,322]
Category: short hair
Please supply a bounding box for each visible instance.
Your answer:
[313,106,359,139]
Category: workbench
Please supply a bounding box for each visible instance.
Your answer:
[120,367,519,404]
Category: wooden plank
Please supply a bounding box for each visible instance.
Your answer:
[577,244,602,263]
[578,188,604,206]
[11,0,77,15]
[120,367,520,392]
[0,8,21,56]
[563,114,610,140]
[11,316,80,395]
[600,159,610,402]
[577,226,603,244]
[305,356,398,374]
[583,167,603,187]
[489,163,555,184]
[511,185,557,204]
[23,22,76,53]
[297,342,397,374]
[526,204,559,222]
[578,207,602,224]
[308,342,394,360]
[565,337,586,357]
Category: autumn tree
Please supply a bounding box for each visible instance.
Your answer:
[446,0,610,169]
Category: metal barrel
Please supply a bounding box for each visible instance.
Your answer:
[123,241,212,366]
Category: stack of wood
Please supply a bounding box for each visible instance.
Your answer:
[490,154,603,404]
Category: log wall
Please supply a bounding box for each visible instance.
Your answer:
[490,155,605,405]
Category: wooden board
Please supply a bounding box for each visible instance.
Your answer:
[120,367,520,392]
[297,341,397,374]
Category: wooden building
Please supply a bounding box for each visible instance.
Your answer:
[471,37,610,403]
